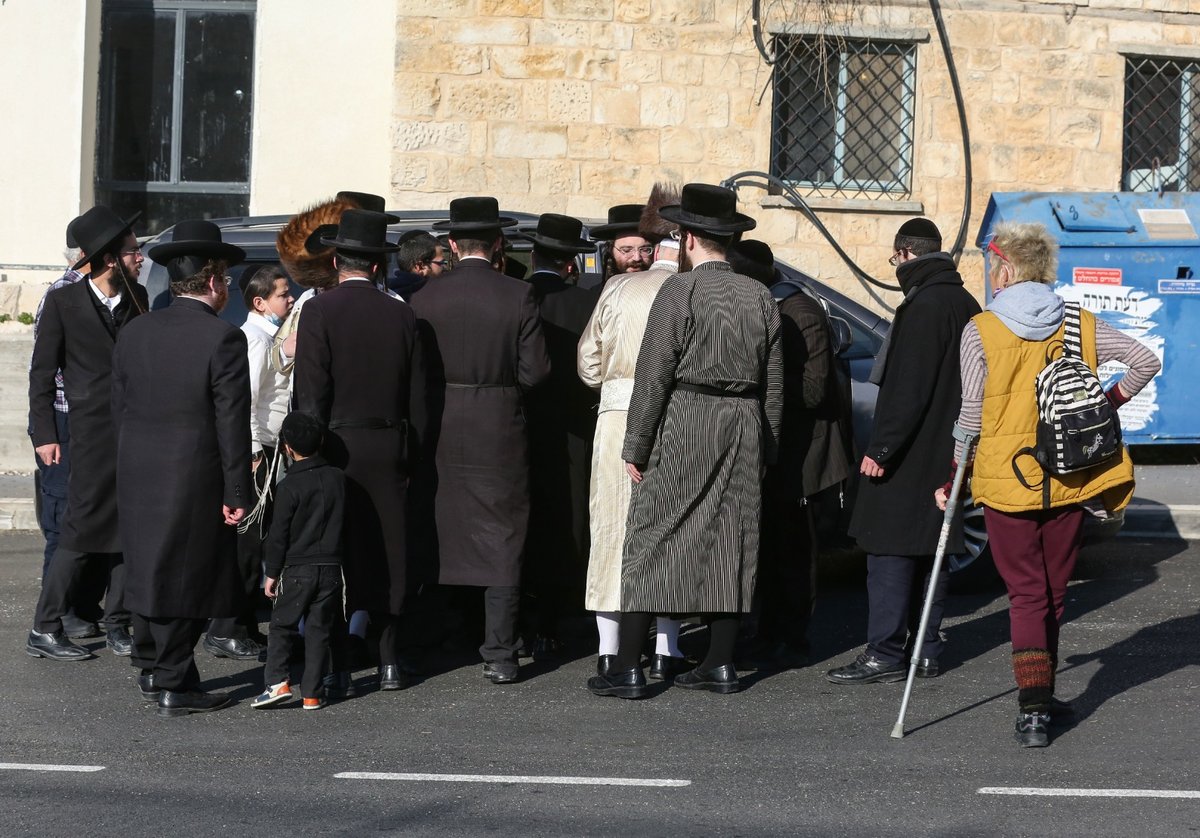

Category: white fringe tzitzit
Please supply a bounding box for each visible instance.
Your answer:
[238,445,284,536]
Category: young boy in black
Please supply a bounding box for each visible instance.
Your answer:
[252,412,346,710]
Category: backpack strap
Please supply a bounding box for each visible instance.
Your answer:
[1062,302,1083,359]
[1012,447,1053,510]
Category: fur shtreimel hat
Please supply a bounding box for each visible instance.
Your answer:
[276,196,359,290]
[639,182,682,241]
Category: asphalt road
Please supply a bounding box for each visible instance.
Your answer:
[2,531,1197,837]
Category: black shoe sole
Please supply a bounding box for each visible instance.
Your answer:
[157,699,233,718]
[108,644,132,657]
[139,691,161,703]
[588,684,648,699]
[674,680,741,694]
[825,670,905,685]
[1015,733,1049,747]
[379,681,406,691]
[25,645,93,661]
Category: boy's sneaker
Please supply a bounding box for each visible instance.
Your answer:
[250,680,292,709]
[302,696,327,711]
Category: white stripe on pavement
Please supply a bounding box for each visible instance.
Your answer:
[336,772,690,787]
[0,763,105,773]
[980,787,1200,799]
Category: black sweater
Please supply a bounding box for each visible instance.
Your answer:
[263,456,345,578]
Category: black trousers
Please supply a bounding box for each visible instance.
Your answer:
[130,614,207,692]
[480,585,520,669]
[866,553,949,665]
[35,410,71,576]
[264,564,343,698]
[34,548,129,633]
[210,445,274,639]
[756,485,817,650]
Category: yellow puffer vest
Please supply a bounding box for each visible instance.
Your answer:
[971,308,1134,513]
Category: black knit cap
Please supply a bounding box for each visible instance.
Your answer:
[896,217,941,244]
[281,411,324,458]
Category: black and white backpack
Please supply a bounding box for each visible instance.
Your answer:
[1013,303,1122,499]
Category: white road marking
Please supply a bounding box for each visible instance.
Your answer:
[0,763,105,773]
[979,787,1200,799]
[336,772,690,787]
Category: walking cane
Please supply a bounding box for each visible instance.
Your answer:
[890,425,979,740]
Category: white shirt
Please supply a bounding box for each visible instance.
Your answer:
[88,278,122,313]
[242,312,292,452]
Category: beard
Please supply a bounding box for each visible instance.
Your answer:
[213,279,229,313]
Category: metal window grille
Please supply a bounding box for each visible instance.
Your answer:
[1123,56,1199,193]
[770,36,916,199]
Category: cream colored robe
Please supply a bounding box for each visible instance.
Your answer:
[576,263,674,610]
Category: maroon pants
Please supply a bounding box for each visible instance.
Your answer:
[984,505,1085,656]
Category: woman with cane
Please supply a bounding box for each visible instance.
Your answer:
[937,222,1159,747]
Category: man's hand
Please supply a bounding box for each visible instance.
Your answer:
[860,455,885,478]
[625,462,644,483]
[281,332,297,359]
[223,506,246,526]
[263,576,278,599]
[251,453,263,476]
[35,443,61,467]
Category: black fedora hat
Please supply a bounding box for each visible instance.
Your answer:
[588,204,646,240]
[336,190,400,223]
[148,219,246,265]
[526,213,593,253]
[431,196,518,233]
[659,183,756,235]
[320,209,400,253]
[69,206,143,271]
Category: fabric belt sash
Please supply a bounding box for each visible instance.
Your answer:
[599,377,635,413]
[328,417,404,430]
[674,382,758,399]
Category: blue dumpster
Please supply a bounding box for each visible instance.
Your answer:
[977,191,1200,444]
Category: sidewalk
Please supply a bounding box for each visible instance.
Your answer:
[0,466,1193,537]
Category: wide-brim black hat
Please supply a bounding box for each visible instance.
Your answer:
[526,213,593,253]
[69,206,143,271]
[147,218,245,265]
[432,196,518,232]
[659,183,756,235]
[588,204,646,240]
[336,190,400,223]
[320,209,399,253]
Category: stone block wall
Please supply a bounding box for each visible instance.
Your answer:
[391,1,1200,311]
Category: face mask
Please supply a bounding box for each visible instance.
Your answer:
[263,310,284,328]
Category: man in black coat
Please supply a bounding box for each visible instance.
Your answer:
[112,220,252,716]
[827,219,981,685]
[293,209,423,693]
[27,206,149,661]
[522,214,599,657]
[412,197,550,684]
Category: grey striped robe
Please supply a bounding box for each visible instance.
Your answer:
[620,260,783,613]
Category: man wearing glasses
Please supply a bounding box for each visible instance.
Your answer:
[589,204,653,283]
[27,206,149,662]
[388,230,446,301]
[826,218,980,686]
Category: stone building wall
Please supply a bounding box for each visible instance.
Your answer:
[391,0,1200,310]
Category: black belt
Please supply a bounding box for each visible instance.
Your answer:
[327,417,404,430]
[674,382,758,399]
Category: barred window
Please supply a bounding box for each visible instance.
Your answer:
[1123,56,1199,193]
[770,36,916,199]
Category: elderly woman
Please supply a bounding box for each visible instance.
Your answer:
[938,222,1160,747]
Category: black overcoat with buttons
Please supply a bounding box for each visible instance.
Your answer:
[847,256,980,556]
[111,296,253,618]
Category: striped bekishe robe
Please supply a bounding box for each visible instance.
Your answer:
[620,260,783,614]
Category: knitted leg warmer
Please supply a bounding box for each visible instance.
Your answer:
[1013,648,1053,713]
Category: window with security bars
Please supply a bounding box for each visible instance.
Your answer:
[1123,56,1199,193]
[771,36,916,199]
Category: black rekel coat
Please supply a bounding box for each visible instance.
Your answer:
[848,254,981,556]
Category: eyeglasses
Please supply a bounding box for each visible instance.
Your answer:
[888,248,909,267]
[428,259,447,267]
[120,247,144,259]
[614,245,655,256]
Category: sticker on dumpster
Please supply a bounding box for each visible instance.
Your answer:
[1158,279,1200,294]
[1073,267,1123,285]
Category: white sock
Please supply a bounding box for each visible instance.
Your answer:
[655,617,682,658]
[596,611,620,656]
[348,610,369,640]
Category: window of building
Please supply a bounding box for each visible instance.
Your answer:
[771,36,917,200]
[96,0,256,235]
[1123,55,1199,193]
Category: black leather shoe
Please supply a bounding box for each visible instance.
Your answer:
[825,653,905,685]
[1015,711,1050,747]
[596,654,616,677]
[26,629,94,661]
[157,689,234,718]
[136,671,160,702]
[914,657,939,678]
[203,634,263,661]
[323,671,357,699]
[106,626,133,657]
[377,664,409,691]
[587,667,648,699]
[483,662,519,684]
[648,654,691,681]
[533,635,563,661]
[62,613,100,640]
[673,664,740,694]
